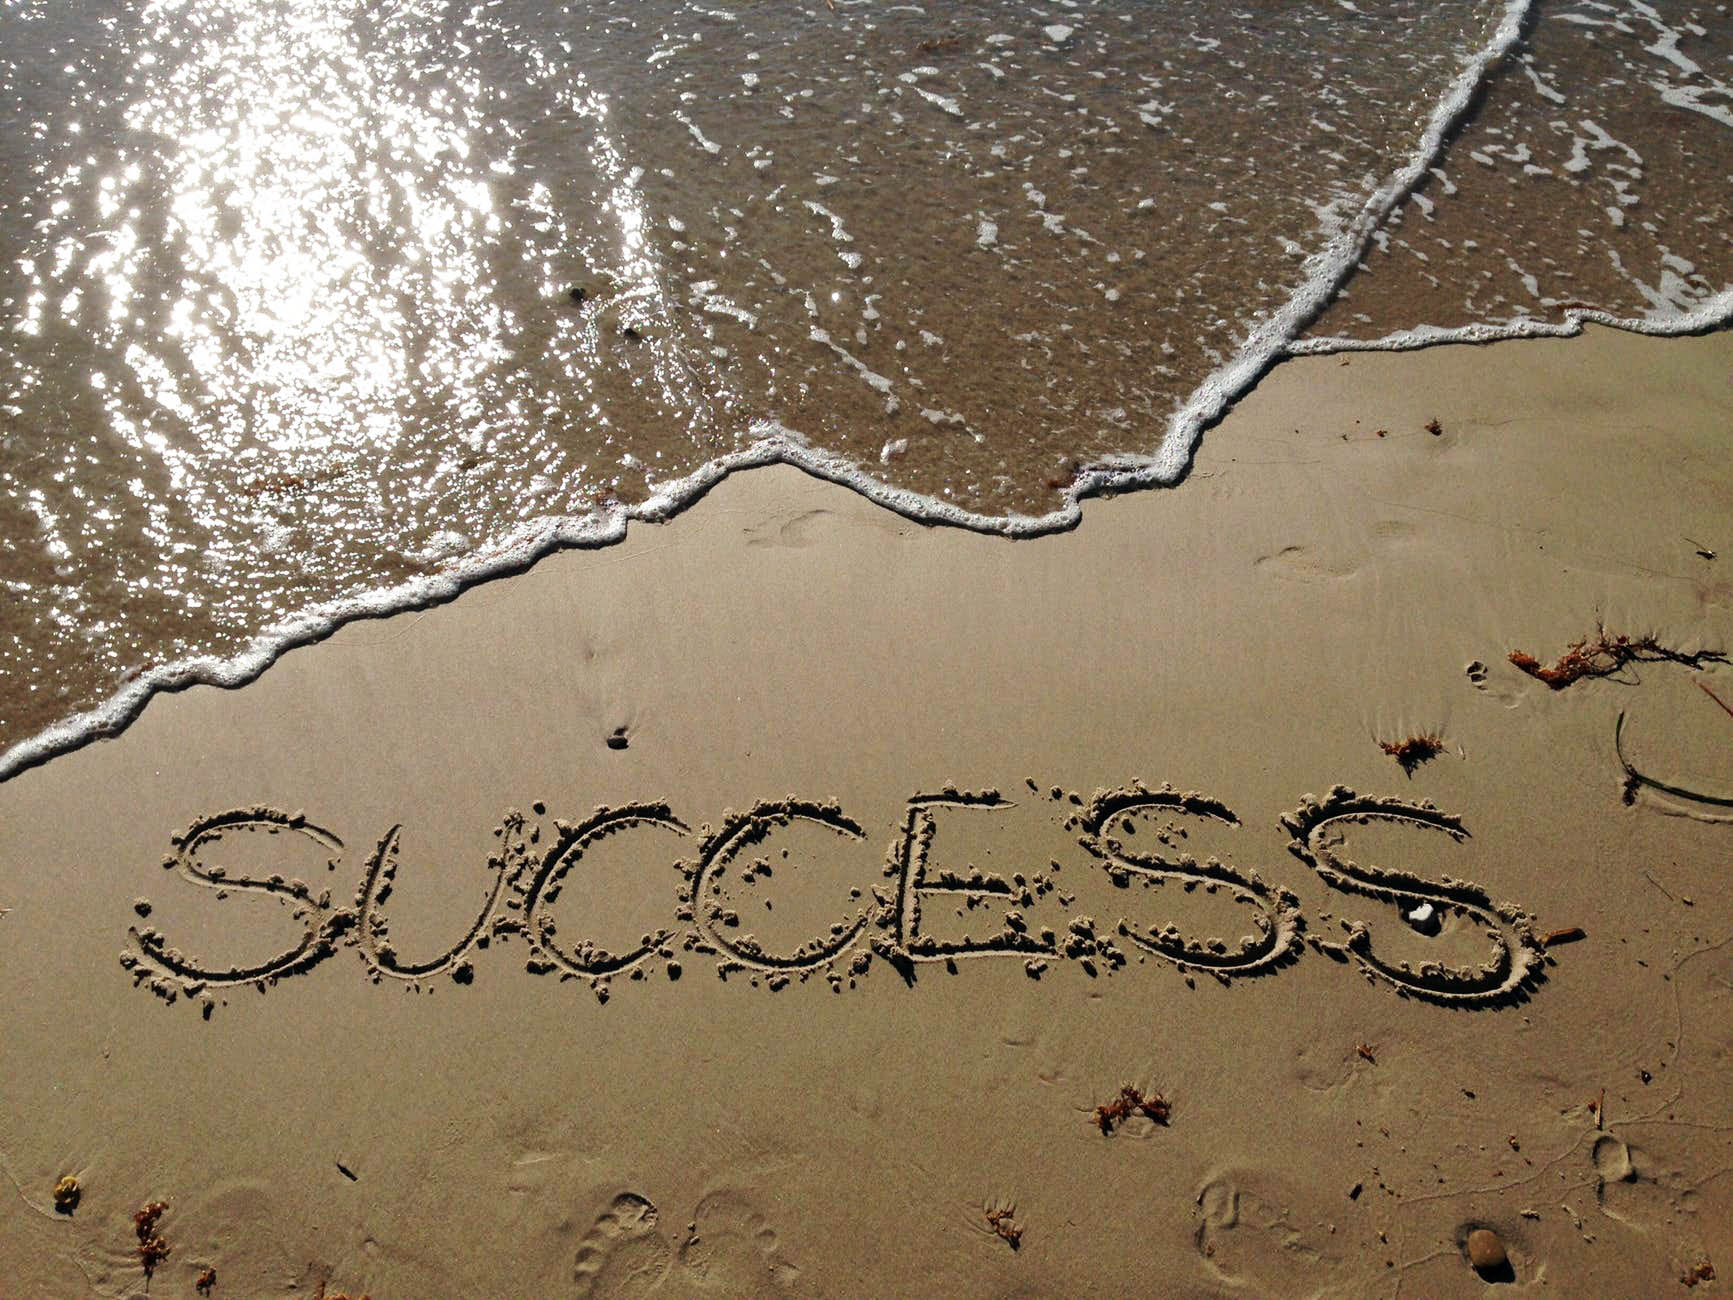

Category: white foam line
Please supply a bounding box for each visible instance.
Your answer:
[7,0,1723,787]
[1289,287,1733,355]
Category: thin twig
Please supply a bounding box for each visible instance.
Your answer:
[1696,678,1733,724]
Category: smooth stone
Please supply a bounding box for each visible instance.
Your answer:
[1466,1227,1507,1273]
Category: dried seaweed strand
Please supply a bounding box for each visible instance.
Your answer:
[1509,627,1727,690]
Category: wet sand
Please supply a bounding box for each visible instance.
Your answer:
[1,325,1730,1297]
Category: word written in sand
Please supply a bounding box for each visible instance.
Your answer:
[121,783,1552,1013]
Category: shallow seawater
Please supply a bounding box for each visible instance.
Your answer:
[0,0,1728,768]
[1307,0,1733,345]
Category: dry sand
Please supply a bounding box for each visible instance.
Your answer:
[1,325,1730,1298]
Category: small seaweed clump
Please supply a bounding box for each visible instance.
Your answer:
[52,1175,80,1215]
[1093,1084,1171,1134]
[1508,627,1727,690]
[134,1200,170,1277]
[1379,734,1445,776]
[196,1266,217,1295]
[985,1206,1023,1250]
[1681,1258,1716,1288]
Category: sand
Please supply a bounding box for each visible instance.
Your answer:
[1,324,1730,1298]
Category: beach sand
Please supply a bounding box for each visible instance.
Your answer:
[1,325,1729,1298]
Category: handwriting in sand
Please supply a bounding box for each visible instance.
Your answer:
[122,782,1550,1014]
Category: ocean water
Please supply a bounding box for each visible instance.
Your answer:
[1,0,1728,776]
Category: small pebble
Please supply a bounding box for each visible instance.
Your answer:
[1466,1227,1506,1274]
[1406,902,1438,935]
[52,1176,80,1214]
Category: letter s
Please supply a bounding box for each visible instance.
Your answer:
[1281,786,1544,1005]
[1076,783,1299,977]
[124,807,352,1001]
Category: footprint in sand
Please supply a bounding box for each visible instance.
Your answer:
[1592,1136,1680,1231]
[1591,1134,1719,1274]
[1252,545,1358,583]
[743,507,832,549]
[573,1193,672,1299]
[1194,1172,1354,1296]
[675,1190,799,1296]
[1465,658,1523,707]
